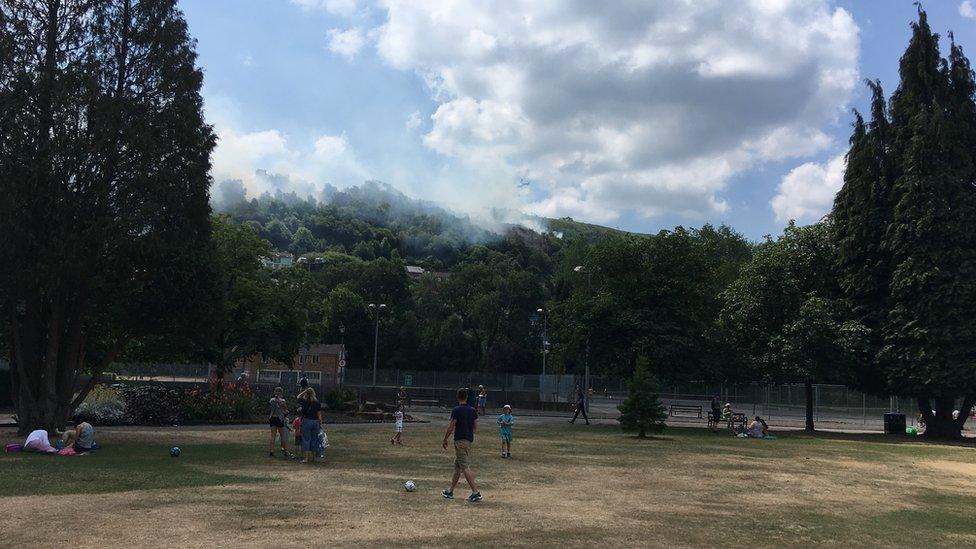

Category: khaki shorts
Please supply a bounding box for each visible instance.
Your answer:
[454,440,472,470]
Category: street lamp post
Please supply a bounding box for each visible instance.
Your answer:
[537,307,549,402]
[574,265,592,410]
[368,304,386,386]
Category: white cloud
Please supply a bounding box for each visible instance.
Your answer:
[291,0,362,17]
[205,96,369,200]
[359,0,859,224]
[405,110,423,130]
[961,1,976,19]
[327,27,365,60]
[771,153,846,223]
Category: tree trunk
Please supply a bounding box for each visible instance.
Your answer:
[919,396,968,439]
[804,380,815,431]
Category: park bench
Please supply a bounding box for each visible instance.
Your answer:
[727,412,747,431]
[668,404,703,419]
[410,398,440,408]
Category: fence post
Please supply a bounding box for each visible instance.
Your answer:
[815,384,820,422]
[862,393,866,424]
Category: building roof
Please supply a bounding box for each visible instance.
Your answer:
[405,265,425,275]
[300,344,345,356]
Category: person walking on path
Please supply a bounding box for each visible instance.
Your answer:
[442,388,482,502]
[569,385,590,425]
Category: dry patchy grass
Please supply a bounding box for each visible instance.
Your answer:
[2,423,976,548]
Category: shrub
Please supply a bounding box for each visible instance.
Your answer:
[617,363,667,438]
[325,387,357,412]
[179,380,261,422]
[120,384,183,425]
[74,385,126,425]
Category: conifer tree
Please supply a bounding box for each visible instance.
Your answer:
[617,362,667,438]
[833,9,976,438]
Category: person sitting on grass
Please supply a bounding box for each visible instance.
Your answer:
[747,416,767,438]
[62,418,95,454]
[23,429,57,454]
[268,387,291,458]
[297,387,323,464]
[497,404,515,458]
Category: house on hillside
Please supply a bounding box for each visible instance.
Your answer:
[236,344,346,388]
[262,251,294,270]
[405,265,449,280]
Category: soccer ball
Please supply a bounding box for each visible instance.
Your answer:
[170,446,181,457]
[404,480,416,492]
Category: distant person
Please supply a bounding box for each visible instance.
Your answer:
[497,404,515,458]
[236,370,249,388]
[397,386,407,408]
[747,416,766,438]
[299,374,309,391]
[442,388,482,502]
[298,387,323,463]
[477,385,487,416]
[268,387,290,457]
[62,418,95,454]
[23,429,57,453]
[292,412,303,451]
[391,403,404,445]
[721,403,733,422]
[569,385,590,425]
[466,385,478,417]
[710,395,721,431]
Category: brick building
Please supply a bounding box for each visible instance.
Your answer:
[237,344,346,389]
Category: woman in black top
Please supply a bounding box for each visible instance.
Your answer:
[297,387,324,463]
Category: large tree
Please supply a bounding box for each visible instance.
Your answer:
[0,0,217,433]
[832,10,976,438]
[721,223,867,431]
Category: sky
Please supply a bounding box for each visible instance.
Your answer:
[180,0,976,239]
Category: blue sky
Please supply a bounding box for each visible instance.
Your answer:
[181,0,976,239]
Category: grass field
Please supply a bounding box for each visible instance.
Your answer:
[2,421,976,548]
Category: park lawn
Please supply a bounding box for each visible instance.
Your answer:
[1,422,976,548]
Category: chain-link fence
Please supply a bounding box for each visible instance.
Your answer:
[44,361,946,427]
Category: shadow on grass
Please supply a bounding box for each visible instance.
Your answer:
[783,429,976,448]
[0,443,276,497]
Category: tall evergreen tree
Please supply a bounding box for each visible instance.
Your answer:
[834,9,976,438]
[0,1,217,433]
[831,80,893,394]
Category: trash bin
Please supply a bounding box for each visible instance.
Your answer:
[884,412,906,435]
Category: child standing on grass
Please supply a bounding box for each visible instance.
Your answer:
[391,404,404,445]
[292,411,302,451]
[497,405,515,458]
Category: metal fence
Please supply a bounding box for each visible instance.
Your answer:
[49,361,935,427]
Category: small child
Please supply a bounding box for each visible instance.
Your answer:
[497,404,515,458]
[391,404,404,445]
[292,413,302,451]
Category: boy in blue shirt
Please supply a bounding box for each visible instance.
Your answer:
[497,405,515,458]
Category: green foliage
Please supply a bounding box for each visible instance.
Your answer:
[830,9,976,436]
[212,216,306,368]
[324,387,358,412]
[617,363,667,437]
[119,385,184,426]
[74,386,126,425]
[0,0,218,433]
